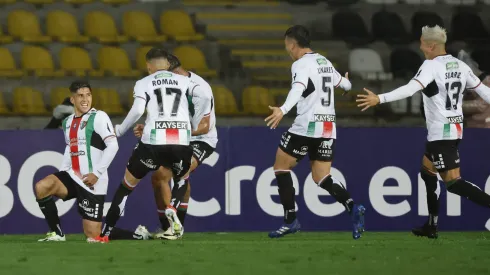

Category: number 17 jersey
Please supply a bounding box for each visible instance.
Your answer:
[414,54,481,141]
[133,70,197,146]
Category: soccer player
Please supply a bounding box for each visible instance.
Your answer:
[133,53,217,240]
[265,25,366,239]
[98,47,196,242]
[35,80,119,242]
[356,25,490,238]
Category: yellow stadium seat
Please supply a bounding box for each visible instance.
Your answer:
[47,11,89,44]
[50,88,71,109]
[160,10,204,41]
[0,0,17,4]
[13,87,48,115]
[93,88,123,115]
[8,10,51,43]
[102,0,130,4]
[0,48,24,78]
[60,47,104,77]
[106,88,124,115]
[21,46,65,77]
[64,0,93,3]
[97,47,141,78]
[0,92,9,115]
[0,27,13,44]
[136,46,152,72]
[25,0,54,4]
[212,85,239,115]
[85,11,128,43]
[123,11,167,44]
[269,88,288,106]
[242,86,272,115]
[173,45,217,77]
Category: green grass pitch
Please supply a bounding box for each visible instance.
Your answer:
[1,232,489,275]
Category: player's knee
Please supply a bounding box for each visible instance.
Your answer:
[83,222,101,238]
[35,177,55,199]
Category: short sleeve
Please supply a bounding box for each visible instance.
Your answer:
[412,60,435,88]
[291,61,308,90]
[133,80,147,102]
[94,111,116,141]
[332,67,343,88]
[466,70,482,90]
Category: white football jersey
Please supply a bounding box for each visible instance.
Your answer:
[288,53,343,139]
[414,54,481,141]
[134,71,197,146]
[62,109,115,195]
[188,72,218,148]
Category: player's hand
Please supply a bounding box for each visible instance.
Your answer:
[356,88,380,112]
[265,106,284,129]
[342,72,349,96]
[82,173,98,187]
[133,124,144,138]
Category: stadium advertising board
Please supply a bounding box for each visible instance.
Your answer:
[1,127,490,234]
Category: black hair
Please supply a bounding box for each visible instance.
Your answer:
[167,54,182,71]
[145,47,171,62]
[284,25,311,48]
[69,80,91,93]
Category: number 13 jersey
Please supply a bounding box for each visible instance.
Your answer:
[414,54,481,141]
[133,70,198,146]
[288,53,344,139]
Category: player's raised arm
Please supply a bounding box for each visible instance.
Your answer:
[114,81,147,137]
[466,69,490,104]
[333,69,352,93]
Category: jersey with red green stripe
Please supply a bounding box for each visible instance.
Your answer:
[62,109,115,194]
[288,53,343,139]
[414,54,481,141]
[134,70,197,145]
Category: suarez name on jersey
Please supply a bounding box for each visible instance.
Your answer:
[134,71,198,146]
[288,53,345,139]
[414,54,481,141]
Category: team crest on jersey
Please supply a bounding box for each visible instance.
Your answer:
[446,62,459,70]
[154,72,172,79]
[80,121,87,130]
[316,58,328,65]
[72,122,77,129]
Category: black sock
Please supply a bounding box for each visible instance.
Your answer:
[276,172,296,224]
[447,178,490,208]
[101,182,133,237]
[159,210,170,230]
[170,178,189,209]
[109,227,144,240]
[318,175,355,213]
[177,203,188,226]
[421,169,439,226]
[37,196,64,236]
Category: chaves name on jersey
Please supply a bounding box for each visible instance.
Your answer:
[317,67,333,74]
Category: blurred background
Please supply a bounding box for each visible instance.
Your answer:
[0,0,489,129]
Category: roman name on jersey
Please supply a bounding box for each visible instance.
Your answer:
[447,115,463,124]
[155,121,188,129]
[313,114,336,122]
[317,67,333,74]
[152,79,178,86]
[445,72,461,80]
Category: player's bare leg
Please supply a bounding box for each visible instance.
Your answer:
[152,167,172,233]
[311,160,365,239]
[412,156,440,239]
[269,148,300,238]
[35,175,69,241]
[83,219,102,239]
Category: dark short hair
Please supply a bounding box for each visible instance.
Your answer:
[145,47,171,62]
[69,80,91,93]
[285,25,311,48]
[167,54,182,71]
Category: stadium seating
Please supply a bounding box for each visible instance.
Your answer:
[403,0,436,3]
[93,88,124,115]
[372,10,410,44]
[173,45,217,77]
[411,11,444,40]
[349,49,391,80]
[332,10,371,45]
[47,11,89,44]
[97,47,141,78]
[21,46,65,77]
[269,88,288,106]
[8,10,51,43]
[366,0,397,3]
[444,0,477,4]
[50,88,70,109]
[60,47,104,77]
[160,10,204,41]
[471,48,490,72]
[212,85,240,115]
[64,0,93,3]
[102,0,130,4]
[451,12,489,42]
[390,48,423,78]
[13,87,48,115]
[25,0,54,4]
[85,11,128,43]
[0,92,8,115]
[0,27,13,44]
[136,46,152,72]
[0,48,24,78]
[123,11,167,44]
[242,86,272,115]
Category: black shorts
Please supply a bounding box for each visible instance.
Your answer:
[127,141,193,180]
[53,171,104,222]
[424,139,461,172]
[190,141,215,164]
[279,131,335,161]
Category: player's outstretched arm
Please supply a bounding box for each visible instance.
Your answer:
[115,97,146,137]
[265,82,305,129]
[471,82,490,104]
[334,71,352,95]
[356,80,423,111]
